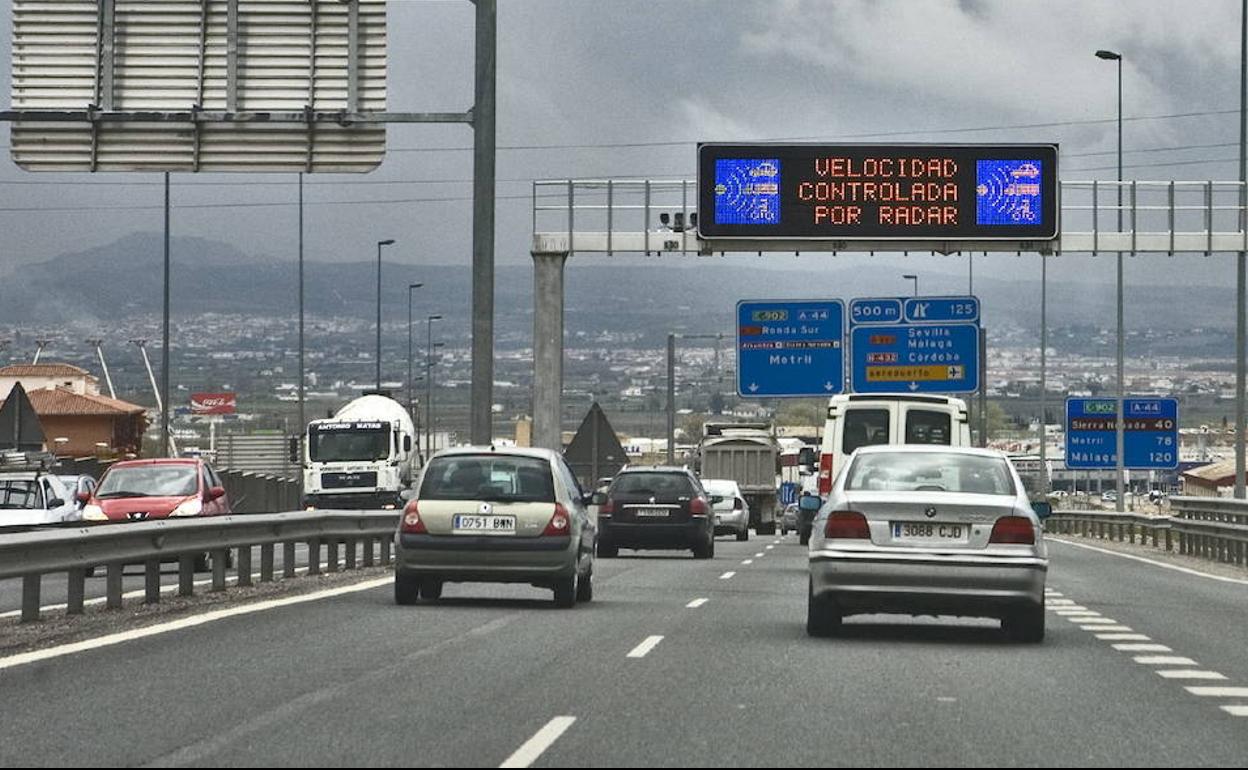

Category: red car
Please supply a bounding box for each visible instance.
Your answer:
[81,458,231,523]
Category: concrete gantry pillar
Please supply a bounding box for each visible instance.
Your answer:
[532,250,569,451]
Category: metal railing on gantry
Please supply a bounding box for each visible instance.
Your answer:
[532,179,1248,256]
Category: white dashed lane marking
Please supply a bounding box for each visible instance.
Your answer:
[1221,705,1248,717]
[1113,643,1173,653]
[1135,656,1198,666]
[626,636,664,659]
[685,598,708,609]
[499,717,577,769]
[1186,687,1248,698]
[719,572,736,580]
[1157,670,1228,681]
[1095,633,1151,641]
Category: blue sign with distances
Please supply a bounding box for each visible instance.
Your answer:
[1065,398,1180,470]
[737,300,845,398]
[849,296,980,395]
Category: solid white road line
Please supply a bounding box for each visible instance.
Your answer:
[1186,687,1248,698]
[1094,633,1151,641]
[626,635,664,659]
[1156,670,1228,681]
[1113,643,1173,653]
[1049,537,1248,587]
[1134,656,1198,666]
[686,598,709,609]
[719,572,736,580]
[1220,705,1248,716]
[499,717,577,769]
[0,576,391,673]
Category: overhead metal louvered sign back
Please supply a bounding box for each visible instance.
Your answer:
[5,0,468,172]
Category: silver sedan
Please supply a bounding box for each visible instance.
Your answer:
[807,446,1048,642]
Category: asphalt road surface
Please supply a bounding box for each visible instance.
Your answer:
[1,534,1247,767]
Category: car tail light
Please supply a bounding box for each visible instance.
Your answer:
[543,504,571,536]
[600,498,615,516]
[818,453,834,495]
[989,516,1035,545]
[825,511,870,539]
[733,497,744,512]
[401,501,427,534]
[689,497,710,516]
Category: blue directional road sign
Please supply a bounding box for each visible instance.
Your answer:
[737,300,845,398]
[1065,398,1179,470]
[848,296,980,395]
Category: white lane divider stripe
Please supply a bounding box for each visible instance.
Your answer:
[754,552,764,558]
[686,598,709,609]
[0,576,390,672]
[1221,705,1248,716]
[742,560,754,566]
[1085,626,1134,633]
[1072,617,1119,625]
[1094,633,1151,641]
[1135,656,1198,666]
[766,545,775,550]
[499,716,577,769]
[1113,643,1173,653]
[719,572,736,580]
[1156,670,1228,681]
[627,636,664,659]
[1186,687,1248,697]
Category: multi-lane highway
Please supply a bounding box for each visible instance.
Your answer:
[1,533,1246,767]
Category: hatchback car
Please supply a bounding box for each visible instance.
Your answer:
[82,459,231,522]
[702,478,750,541]
[807,446,1048,642]
[594,466,716,559]
[394,447,596,608]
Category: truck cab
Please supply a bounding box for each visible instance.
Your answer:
[301,394,417,510]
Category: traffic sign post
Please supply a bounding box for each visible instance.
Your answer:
[1065,398,1179,470]
[848,296,980,395]
[736,300,845,398]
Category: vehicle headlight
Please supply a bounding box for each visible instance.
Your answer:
[82,504,107,522]
[170,498,203,517]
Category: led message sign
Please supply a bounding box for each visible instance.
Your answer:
[697,144,1059,241]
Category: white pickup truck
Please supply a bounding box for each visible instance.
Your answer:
[0,457,78,527]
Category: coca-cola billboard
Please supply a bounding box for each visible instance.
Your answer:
[191,392,237,416]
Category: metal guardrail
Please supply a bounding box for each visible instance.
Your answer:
[532,178,1248,256]
[1047,496,1248,570]
[1,511,400,623]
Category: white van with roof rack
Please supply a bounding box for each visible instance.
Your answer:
[815,394,972,498]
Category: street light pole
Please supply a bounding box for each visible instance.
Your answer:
[1039,252,1048,478]
[298,173,305,455]
[161,171,172,458]
[426,315,442,458]
[1097,48,1126,513]
[407,283,423,422]
[1237,0,1247,499]
[903,274,919,297]
[376,239,395,391]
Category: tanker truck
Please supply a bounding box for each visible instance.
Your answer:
[301,392,418,510]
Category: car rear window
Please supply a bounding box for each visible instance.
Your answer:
[0,480,42,509]
[420,455,555,503]
[843,409,890,454]
[846,453,1016,496]
[611,472,695,498]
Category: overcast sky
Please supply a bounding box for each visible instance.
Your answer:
[1,0,1244,288]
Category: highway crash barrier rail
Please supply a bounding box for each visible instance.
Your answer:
[1047,496,1248,570]
[0,511,400,624]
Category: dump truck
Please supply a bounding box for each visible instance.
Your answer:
[697,421,781,535]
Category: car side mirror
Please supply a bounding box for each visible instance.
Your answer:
[47,498,65,510]
[710,495,724,505]
[1031,500,1052,519]
[404,435,413,453]
[207,486,226,502]
[590,492,608,506]
[77,491,91,504]
[799,496,822,513]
